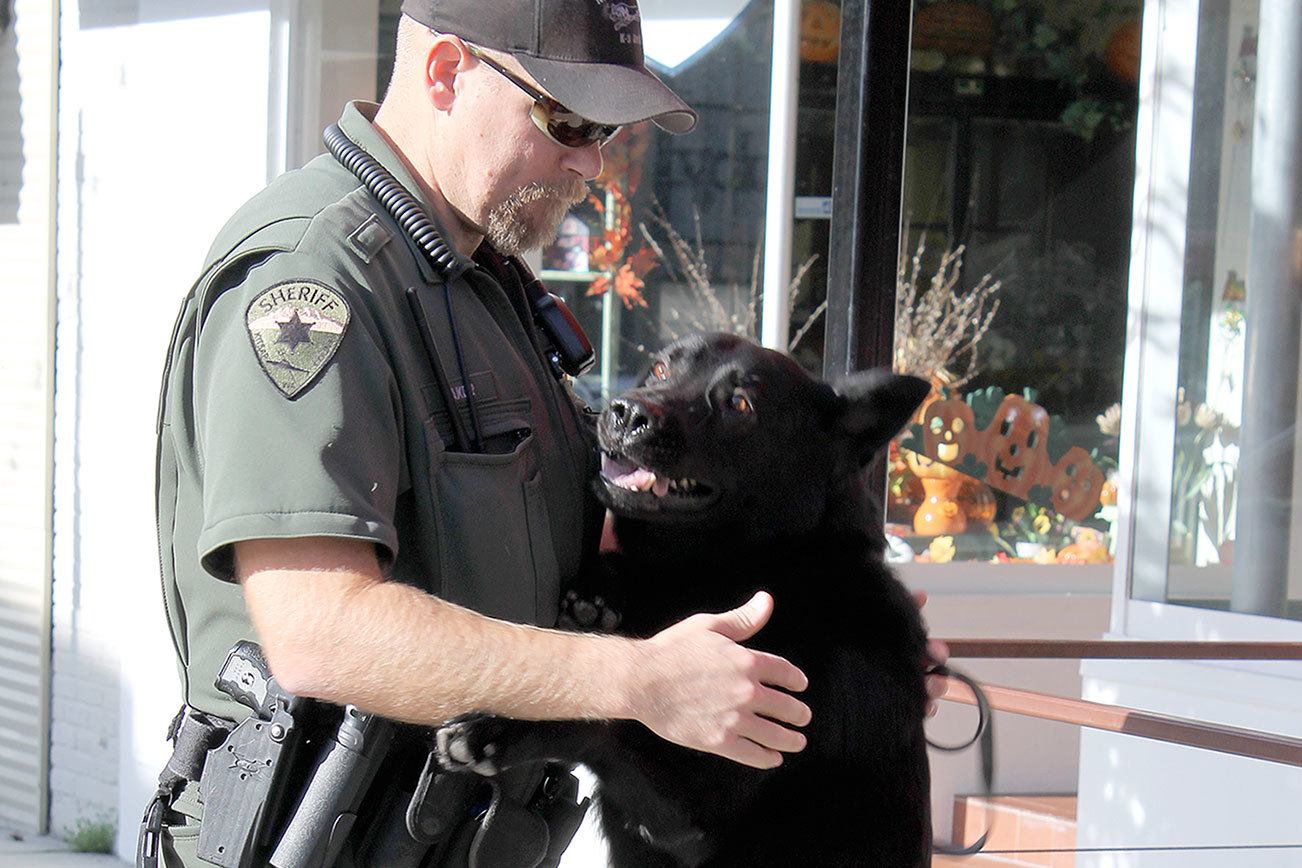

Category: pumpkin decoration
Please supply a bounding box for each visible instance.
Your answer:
[1048,446,1105,521]
[800,0,841,64]
[922,397,977,466]
[985,394,1051,499]
[913,1,995,59]
[1105,18,1142,84]
[1057,528,1110,564]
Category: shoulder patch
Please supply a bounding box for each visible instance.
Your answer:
[245,280,351,398]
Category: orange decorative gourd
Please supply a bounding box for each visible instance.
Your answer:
[906,449,968,536]
[1105,18,1142,84]
[800,0,841,64]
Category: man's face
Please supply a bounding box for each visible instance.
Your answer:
[444,50,602,255]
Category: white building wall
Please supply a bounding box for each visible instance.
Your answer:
[1078,606,1302,868]
[0,0,57,836]
[53,1,276,855]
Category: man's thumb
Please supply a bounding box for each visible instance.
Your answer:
[713,591,773,641]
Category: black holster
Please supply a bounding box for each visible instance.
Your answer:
[370,755,590,868]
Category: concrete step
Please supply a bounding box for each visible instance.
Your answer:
[935,794,1077,867]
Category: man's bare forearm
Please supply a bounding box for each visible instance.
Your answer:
[236,536,814,769]
[237,538,640,726]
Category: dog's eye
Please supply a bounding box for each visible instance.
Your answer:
[730,390,754,415]
[651,360,670,381]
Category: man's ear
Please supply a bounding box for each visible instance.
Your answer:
[830,370,932,464]
[426,36,470,111]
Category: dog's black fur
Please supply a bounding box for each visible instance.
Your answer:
[436,333,935,867]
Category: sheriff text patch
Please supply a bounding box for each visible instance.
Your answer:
[245,281,351,398]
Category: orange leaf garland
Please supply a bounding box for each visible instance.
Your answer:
[613,263,649,309]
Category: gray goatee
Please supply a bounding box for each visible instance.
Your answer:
[485,179,589,256]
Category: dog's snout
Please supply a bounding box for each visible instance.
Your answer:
[608,398,654,439]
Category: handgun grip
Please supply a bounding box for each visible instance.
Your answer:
[215,640,295,720]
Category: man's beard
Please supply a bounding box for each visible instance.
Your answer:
[484,179,589,256]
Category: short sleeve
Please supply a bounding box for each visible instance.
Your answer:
[193,251,404,580]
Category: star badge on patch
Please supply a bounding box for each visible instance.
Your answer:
[245,280,351,398]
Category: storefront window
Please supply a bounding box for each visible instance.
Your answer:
[888,0,1141,566]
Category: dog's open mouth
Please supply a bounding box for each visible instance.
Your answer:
[600,453,716,502]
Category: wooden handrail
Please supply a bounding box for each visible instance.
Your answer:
[941,680,1302,768]
[939,638,1302,660]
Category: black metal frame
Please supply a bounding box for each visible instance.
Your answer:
[822,0,913,383]
[822,0,913,519]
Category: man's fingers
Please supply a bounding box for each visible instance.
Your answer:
[717,734,784,770]
[752,685,812,728]
[912,589,928,609]
[737,714,807,754]
[749,649,808,693]
[710,591,774,642]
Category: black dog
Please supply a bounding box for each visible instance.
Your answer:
[436,333,935,867]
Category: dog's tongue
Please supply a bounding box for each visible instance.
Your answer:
[602,454,668,496]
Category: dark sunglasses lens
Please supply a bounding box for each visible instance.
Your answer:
[547,116,619,147]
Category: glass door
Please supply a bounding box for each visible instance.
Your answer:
[1118,0,1302,624]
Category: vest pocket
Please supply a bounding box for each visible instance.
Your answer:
[433,429,555,625]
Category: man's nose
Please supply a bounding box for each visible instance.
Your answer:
[562,140,603,181]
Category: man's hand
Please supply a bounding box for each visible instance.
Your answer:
[913,590,950,717]
[630,591,811,770]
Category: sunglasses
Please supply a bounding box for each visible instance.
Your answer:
[464,43,621,149]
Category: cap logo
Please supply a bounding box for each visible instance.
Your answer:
[596,0,642,42]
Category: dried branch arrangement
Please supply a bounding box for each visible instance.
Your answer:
[893,235,1001,388]
[638,204,823,353]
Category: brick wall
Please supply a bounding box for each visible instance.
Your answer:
[47,600,120,835]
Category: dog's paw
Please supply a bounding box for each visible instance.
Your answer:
[558,590,622,632]
[434,713,506,776]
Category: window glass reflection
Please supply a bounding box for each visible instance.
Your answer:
[888,0,1140,566]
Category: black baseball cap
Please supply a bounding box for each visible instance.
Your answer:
[400,0,697,133]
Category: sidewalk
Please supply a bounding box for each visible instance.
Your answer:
[0,830,128,866]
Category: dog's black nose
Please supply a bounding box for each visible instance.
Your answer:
[608,398,653,439]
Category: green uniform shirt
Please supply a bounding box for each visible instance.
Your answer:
[157,101,601,723]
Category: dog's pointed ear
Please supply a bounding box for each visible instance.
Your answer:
[829,371,932,463]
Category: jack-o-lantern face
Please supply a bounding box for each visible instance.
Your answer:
[986,395,1050,498]
[1050,446,1105,520]
[923,398,976,466]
